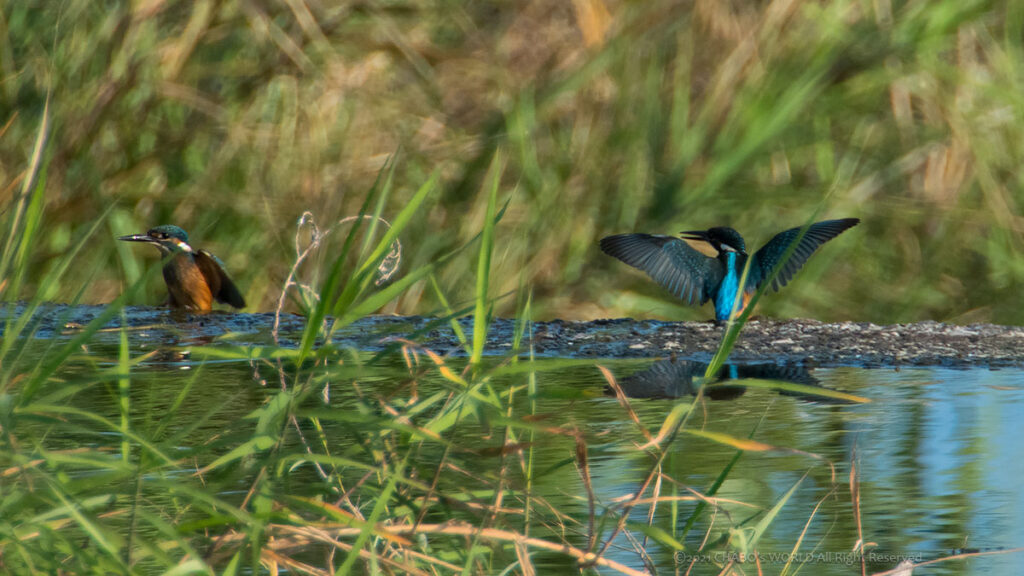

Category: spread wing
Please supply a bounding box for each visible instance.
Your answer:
[615,359,701,398]
[195,250,247,308]
[729,364,854,403]
[599,234,723,305]
[730,364,820,386]
[749,218,859,292]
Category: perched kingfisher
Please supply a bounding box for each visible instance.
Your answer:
[600,218,859,322]
[119,225,246,312]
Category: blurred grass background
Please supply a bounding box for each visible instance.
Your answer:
[2,0,1022,324]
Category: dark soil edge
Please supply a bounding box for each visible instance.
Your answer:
[8,304,1024,368]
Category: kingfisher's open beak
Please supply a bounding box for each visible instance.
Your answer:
[118,233,157,243]
[679,230,710,242]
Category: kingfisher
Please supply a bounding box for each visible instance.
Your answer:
[600,218,859,322]
[118,225,246,312]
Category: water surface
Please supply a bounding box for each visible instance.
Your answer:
[12,338,1024,575]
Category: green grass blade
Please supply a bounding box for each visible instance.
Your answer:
[117,313,131,463]
[745,473,806,553]
[0,95,49,293]
[471,151,503,366]
[710,379,870,404]
[429,273,470,353]
[334,455,408,575]
[298,162,391,363]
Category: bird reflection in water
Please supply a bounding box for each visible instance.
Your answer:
[609,356,849,403]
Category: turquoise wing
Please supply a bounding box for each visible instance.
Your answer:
[749,218,860,292]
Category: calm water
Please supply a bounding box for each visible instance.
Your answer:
[31,349,1024,574]
[483,362,1024,574]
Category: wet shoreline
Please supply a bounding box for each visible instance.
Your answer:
[7,303,1024,368]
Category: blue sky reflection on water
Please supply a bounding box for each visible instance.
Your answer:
[848,369,1024,556]
[581,366,1024,575]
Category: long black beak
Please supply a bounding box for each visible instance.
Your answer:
[118,233,156,243]
[679,230,710,242]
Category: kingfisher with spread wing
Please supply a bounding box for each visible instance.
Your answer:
[600,218,859,322]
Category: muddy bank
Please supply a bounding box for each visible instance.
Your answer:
[5,303,1024,367]
[521,318,1024,368]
